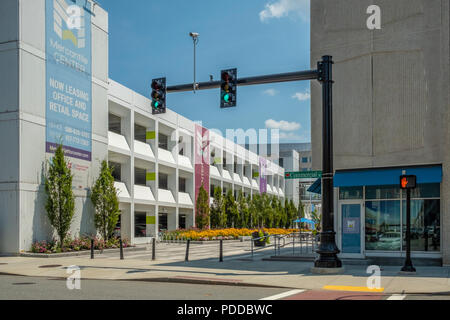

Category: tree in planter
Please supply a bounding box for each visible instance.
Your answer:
[262,193,274,228]
[311,209,322,234]
[210,186,226,229]
[252,193,264,228]
[248,194,257,228]
[44,144,75,248]
[224,189,238,228]
[195,184,210,230]
[277,198,287,228]
[296,200,305,229]
[288,200,297,229]
[237,190,249,228]
[284,199,291,229]
[91,160,121,240]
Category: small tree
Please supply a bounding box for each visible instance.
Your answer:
[91,160,120,240]
[44,144,75,247]
[195,184,210,230]
[248,194,258,228]
[224,189,238,228]
[311,209,322,233]
[237,191,249,228]
[262,193,273,228]
[211,186,226,228]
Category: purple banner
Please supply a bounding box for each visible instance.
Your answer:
[259,157,267,194]
[194,124,210,210]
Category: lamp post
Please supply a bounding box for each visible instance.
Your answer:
[313,56,342,270]
[189,32,199,93]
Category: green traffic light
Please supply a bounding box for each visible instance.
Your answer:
[223,94,230,102]
[154,101,159,108]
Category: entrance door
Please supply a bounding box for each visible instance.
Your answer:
[340,202,363,257]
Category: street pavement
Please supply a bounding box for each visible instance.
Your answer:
[0,241,450,300]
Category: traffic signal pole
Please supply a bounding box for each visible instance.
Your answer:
[164,55,342,270]
[166,69,319,93]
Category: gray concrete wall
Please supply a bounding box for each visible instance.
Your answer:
[0,0,21,254]
[0,0,109,253]
[311,0,450,263]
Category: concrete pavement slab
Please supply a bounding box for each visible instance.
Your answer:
[1,244,450,295]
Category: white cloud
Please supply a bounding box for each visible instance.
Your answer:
[262,89,278,96]
[279,131,306,141]
[259,0,310,22]
[292,90,311,101]
[265,119,301,131]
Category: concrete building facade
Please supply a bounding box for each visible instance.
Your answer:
[0,0,286,254]
[311,0,448,264]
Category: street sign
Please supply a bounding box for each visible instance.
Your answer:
[285,171,322,179]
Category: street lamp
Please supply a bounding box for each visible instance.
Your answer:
[312,56,343,271]
[189,32,199,93]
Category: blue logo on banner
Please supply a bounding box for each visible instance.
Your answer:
[45,0,92,161]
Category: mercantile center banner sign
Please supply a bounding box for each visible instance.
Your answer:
[45,0,92,162]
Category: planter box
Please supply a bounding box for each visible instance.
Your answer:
[160,239,242,245]
[20,246,145,258]
[252,232,268,247]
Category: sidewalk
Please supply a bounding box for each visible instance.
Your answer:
[0,244,449,294]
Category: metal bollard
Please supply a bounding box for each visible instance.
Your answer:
[185,239,190,262]
[273,236,276,255]
[90,239,94,259]
[219,239,223,262]
[152,237,156,261]
[119,238,124,260]
[293,233,296,255]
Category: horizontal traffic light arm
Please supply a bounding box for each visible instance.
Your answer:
[166,69,319,93]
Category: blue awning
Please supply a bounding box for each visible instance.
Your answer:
[307,165,442,195]
[334,165,442,187]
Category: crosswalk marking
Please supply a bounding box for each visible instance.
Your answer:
[387,294,406,300]
[260,289,305,300]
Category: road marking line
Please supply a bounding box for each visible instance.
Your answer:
[323,285,384,293]
[260,289,305,300]
[387,294,406,300]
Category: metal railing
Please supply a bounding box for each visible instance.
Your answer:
[273,232,320,257]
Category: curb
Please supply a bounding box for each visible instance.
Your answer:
[19,246,147,258]
[126,277,293,289]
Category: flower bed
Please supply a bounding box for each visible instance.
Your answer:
[30,236,131,254]
[161,228,309,241]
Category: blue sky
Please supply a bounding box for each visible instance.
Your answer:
[97,0,311,143]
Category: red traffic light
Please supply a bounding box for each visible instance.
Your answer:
[400,175,416,189]
[222,72,230,82]
[151,80,161,90]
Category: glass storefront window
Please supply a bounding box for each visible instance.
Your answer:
[401,199,440,252]
[365,201,401,251]
[158,213,168,232]
[134,212,146,238]
[365,185,400,199]
[401,183,440,199]
[339,186,363,200]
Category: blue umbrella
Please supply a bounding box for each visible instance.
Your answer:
[300,218,315,225]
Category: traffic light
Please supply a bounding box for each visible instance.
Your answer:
[151,77,166,114]
[220,68,237,108]
[400,175,416,189]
